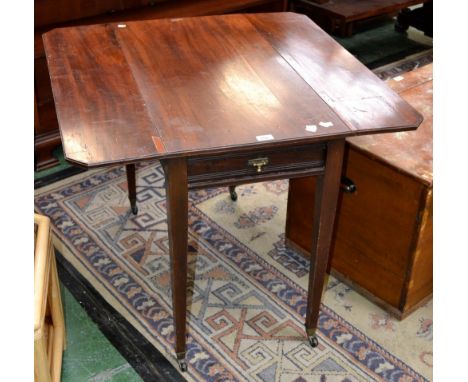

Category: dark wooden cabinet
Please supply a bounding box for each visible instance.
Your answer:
[291,0,427,37]
[34,0,288,170]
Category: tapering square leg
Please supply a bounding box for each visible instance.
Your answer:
[304,139,345,347]
[228,185,238,201]
[161,158,189,371]
[126,164,138,215]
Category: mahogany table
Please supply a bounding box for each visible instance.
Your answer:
[43,12,422,371]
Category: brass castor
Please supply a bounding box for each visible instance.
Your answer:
[178,359,187,372]
[177,352,187,372]
[229,186,238,201]
[309,335,319,348]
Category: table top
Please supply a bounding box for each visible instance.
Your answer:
[43,12,422,168]
[348,64,432,185]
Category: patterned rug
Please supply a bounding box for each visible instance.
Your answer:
[34,163,432,382]
[373,50,433,81]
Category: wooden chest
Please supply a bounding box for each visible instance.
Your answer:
[286,64,433,319]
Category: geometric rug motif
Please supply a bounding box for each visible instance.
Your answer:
[34,162,432,382]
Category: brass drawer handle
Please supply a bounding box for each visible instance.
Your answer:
[248,157,269,173]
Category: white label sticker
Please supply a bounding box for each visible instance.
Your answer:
[117,24,127,28]
[256,134,274,141]
[305,125,317,132]
[319,121,334,128]
[393,75,404,82]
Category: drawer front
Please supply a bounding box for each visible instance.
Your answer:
[187,144,326,184]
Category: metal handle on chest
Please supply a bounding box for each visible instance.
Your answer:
[248,157,269,173]
[340,176,356,194]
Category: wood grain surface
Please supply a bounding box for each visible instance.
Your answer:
[35,0,285,29]
[43,13,422,167]
[34,0,286,170]
[348,64,433,184]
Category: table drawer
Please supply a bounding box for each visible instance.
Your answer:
[187,144,326,185]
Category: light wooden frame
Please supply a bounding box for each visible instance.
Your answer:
[34,214,65,382]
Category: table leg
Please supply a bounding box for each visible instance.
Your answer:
[228,185,238,201]
[305,139,345,347]
[339,20,353,37]
[161,158,189,371]
[125,164,138,215]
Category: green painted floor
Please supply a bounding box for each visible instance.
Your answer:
[34,147,70,181]
[60,285,143,382]
[335,19,432,68]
